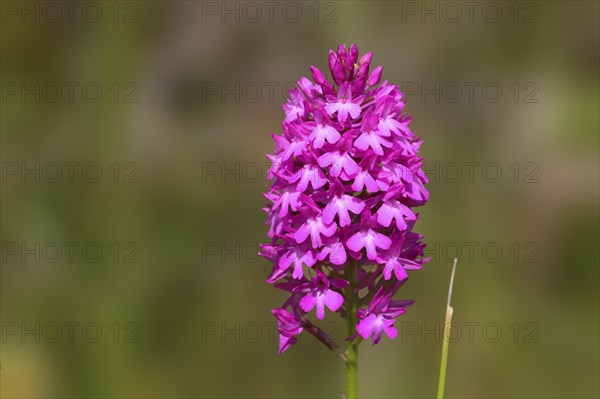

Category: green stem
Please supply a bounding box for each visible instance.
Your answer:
[345,262,358,399]
[436,316,452,399]
[437,258,458,399]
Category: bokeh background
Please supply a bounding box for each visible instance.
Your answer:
[1,1,599,398]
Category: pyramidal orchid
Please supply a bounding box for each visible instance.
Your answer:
[260,44,429,398]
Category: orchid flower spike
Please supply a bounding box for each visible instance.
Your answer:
[261,44,429,353]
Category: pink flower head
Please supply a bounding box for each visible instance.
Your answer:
[261,44,429,352]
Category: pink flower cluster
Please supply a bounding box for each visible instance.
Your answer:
[260,44,429,353]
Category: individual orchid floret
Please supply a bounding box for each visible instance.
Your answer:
[272,308,304,354]
[295,214,337,248]
[346,212,393,260]
[308,110,341,149]
[317,239,348,265]
[297,271,348,320]
[283,88,307,123]
[322,183,366,227]
[279,243,317,280]
[317,151,360,178]
[325,82,364,123]
[267,188,303,218]
[376,198,417,230]
[377,231,424,281]
[353,111,393,155]
[356,287,414,345]
[289,164,327,192]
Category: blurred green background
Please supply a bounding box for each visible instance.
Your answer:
[1,1,598,398]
